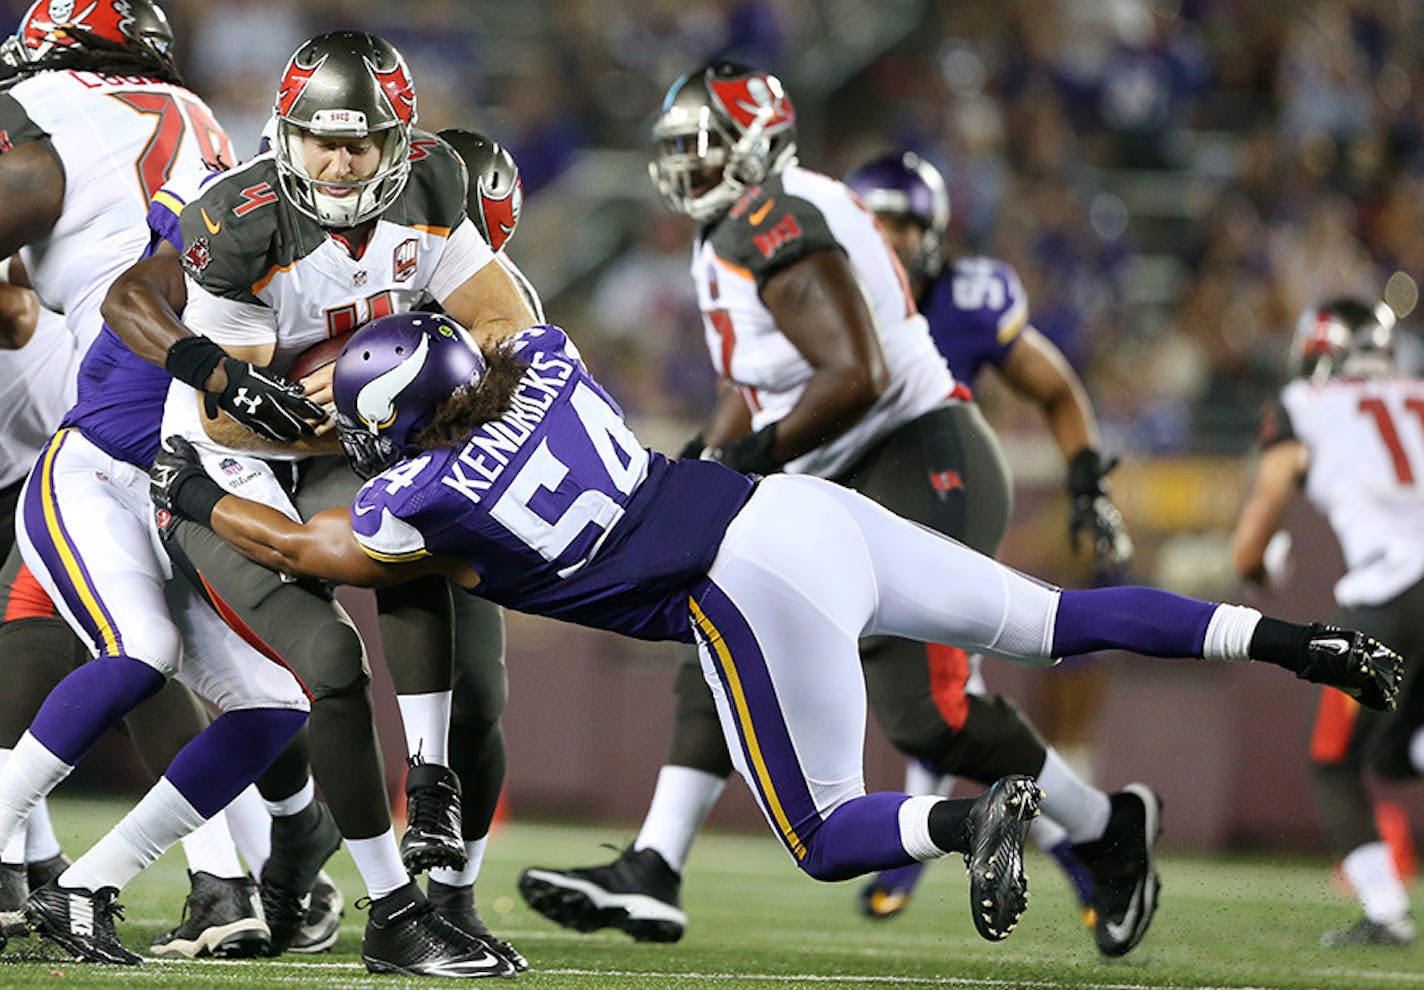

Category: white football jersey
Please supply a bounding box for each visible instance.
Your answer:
[691,164,957,479]
[0,69,233,354]
[155,136,494,462]
[1280,375,1424,605]
[0,307,77,488]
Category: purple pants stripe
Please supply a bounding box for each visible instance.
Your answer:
[689,581,820,861]
[22,429,124,656]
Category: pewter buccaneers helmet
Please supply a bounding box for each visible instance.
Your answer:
[845,151,951,282]
[333,312,486,479]
[1290,297,1397,382]
[438,128,523,253]
[1,0,175,67]
[273,31,417,228]
[649,62,798,224]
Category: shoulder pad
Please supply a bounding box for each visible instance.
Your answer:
[383,129,467,233]
[707,176,841,285]
[0,91,49,150]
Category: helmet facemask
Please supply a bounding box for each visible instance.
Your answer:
[275,116,411,228]
[272,33,417,229]
[649,65,797,224]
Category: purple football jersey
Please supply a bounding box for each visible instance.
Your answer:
[919,257,1030,384]
[61,191,193,468]
[350,326,756,641]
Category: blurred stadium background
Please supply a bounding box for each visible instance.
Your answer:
[16,0,1424,856]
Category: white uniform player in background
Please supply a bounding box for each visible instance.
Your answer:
[1234,296,1424,947]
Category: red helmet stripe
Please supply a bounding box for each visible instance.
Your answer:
[370,59,416,125]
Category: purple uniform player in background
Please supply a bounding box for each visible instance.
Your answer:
[150,312,1402,960]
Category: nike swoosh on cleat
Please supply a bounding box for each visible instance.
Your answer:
[1103,877,1145,944]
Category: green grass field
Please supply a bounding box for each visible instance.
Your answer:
[0,796,1419,989]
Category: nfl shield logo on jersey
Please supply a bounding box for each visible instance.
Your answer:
[393,238,418,282]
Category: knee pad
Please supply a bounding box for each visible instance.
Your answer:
[667,657,734,777]
[297,621,370,701]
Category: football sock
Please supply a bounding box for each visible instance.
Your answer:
[0,732,72,858]
[1343,841,1411,923]
[225,784,272,877]
[1036,749,1111,843]
[430,836,486,888]
[264,776,316,819]
[634,764,726,873]
[398,691,451,766]
[179,810,245,880]
[346,828,409,899]
[902,758,955,798]
[798,793,933,881]
[1029,812,1069,851]
[60,777,205,892]
[0,749,26,864]
[28,654,165,764]
[23,795,62,862]
[1052,588,1220,658]
[164,708,308,818]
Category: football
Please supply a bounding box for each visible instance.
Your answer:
[287,329,355,382]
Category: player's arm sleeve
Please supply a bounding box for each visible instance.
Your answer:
[181,278,277,350]
[1256,398,1299,450]
[350,484,432,563]
[0,93,50,147]
[427,217,496,302]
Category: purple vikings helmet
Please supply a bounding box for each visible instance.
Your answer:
[333,312,486,479]
[844,151,950,282]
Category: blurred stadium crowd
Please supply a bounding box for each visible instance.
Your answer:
[71,0,1419,465]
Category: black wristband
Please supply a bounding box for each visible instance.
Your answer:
[175,475,227,528]
[164,336,227,391]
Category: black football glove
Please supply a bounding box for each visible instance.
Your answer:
[705,424,781,476]
[1067,448,1133,569]
[150,435,226,528]
[164,335,325,443]
[209,358,327,443]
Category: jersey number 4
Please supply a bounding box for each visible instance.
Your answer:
[110,91,235,202]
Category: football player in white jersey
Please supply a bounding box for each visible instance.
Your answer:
[520,61,1156,959]
[100,32,536,977]
[1234,297,1424,947]
[0,1,308,959]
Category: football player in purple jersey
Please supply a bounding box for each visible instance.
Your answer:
[842,150,1130,922]
[152,312,1401,956]
[520,62,1151,959]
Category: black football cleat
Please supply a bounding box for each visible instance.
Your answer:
[150,871,270,959]
[1072,783,1162,957]
[401,758,466,874]
[261,801,343,955]
[288,869,344,954]
[857,861,927,920]
[25,853,69,892]
[428,878,528,972]
[25,881,142,965]
[361,880,516,978]
[519,845,686,942]
[1297,624,1403,711]
[962,775,1041,942]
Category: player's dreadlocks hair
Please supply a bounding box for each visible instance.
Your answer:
[13,27,182,86]
[414,342,530,451]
